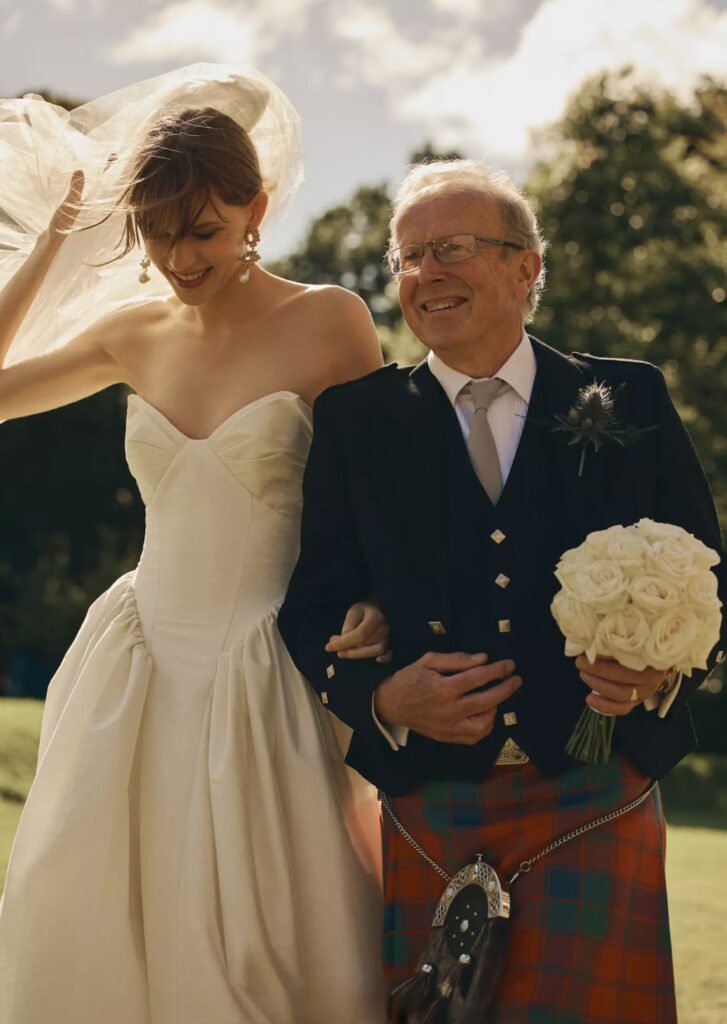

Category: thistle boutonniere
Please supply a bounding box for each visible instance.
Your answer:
[547,381,656,477]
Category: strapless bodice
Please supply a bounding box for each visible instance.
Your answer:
[125,392,312,676]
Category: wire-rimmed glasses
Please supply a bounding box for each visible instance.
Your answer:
[386,233,525,276]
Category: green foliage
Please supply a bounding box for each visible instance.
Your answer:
[527,69,727,525]
[0,387,143,671]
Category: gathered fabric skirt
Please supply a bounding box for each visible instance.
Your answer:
[0,574,386,1024]
[382,755,675,1024]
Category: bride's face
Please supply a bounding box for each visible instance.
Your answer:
[142,190,266,305]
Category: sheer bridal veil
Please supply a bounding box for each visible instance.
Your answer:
[0,63,304,366]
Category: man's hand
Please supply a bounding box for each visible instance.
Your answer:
[373,651,521,746]
[575,656,667,716]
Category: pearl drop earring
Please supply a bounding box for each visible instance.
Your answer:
[138,255,151,284]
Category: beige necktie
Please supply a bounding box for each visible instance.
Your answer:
[467,379,509,503]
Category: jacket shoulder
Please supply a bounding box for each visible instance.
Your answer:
[314,362,409,411]
[571,350,663,383]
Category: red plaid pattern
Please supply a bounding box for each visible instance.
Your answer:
[383,756,676,1023]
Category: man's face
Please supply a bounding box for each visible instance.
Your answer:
[393,192,536,360]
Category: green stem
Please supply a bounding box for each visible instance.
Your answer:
[566,707,615,763]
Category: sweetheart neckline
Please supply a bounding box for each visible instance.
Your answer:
[127,391,311,443]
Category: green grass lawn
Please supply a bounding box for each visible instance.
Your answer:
[1,699,726,1019]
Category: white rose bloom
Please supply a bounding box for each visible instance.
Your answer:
[687,609,723,671]
[580,525,628,558]
[630,574,683,614]
[551,590,599,656]
[635,518,686,543]
[646,536,699,582]
[686,571,721,611]
[605,532,649,576]
[644,607,699,671]
[637,518,719,570]
[556,560,630,613]
[686,536,721,571]
[588,606,651,671]
[555,544,594,578]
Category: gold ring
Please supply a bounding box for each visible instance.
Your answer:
[630,686,639,702]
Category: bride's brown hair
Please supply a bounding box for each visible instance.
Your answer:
[114,107,263,256]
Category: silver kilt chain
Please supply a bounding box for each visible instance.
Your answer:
[379,781,658,888]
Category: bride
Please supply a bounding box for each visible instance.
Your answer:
[0,65,386,1023]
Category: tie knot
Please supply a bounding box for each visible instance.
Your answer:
[468,378,508,412]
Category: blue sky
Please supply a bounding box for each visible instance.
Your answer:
[2,0,727,258]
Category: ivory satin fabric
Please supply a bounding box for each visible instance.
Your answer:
[0,392,384,1024]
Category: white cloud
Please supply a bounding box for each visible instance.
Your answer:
[337,0,727,165]
[333,3,460,87]
[109,0,314,66]
[430,0,487,18]
[3,9,23,33]
[429,0,486,21]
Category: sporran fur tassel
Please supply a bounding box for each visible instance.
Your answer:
[388,855,510,1024]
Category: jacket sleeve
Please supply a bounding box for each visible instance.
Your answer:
[278,390,395,748]
[652,367,727,705]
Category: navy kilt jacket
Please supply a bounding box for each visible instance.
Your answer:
[278,337,727,795]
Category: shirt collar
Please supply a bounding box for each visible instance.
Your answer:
[427,331,536,406]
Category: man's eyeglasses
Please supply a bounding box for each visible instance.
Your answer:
[386,233,525,277]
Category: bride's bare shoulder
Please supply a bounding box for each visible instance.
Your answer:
[277,279,372,322]
[100,297,175,348]
[272,281,383,388]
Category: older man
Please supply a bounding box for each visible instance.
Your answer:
[278,161,726,1023]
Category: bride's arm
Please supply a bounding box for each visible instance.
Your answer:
[0,326,129,421]
[0,172,129,419]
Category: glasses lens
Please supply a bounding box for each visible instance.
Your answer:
[433,235,477,263]
[395,245,424,275]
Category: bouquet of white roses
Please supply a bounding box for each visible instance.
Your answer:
[551,518,722,762]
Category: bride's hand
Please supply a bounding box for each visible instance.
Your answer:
[48,170,85,238]
[325,602,392,663]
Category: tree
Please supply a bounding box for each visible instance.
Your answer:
[0,390,144,692]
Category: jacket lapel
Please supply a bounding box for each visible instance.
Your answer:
[379,361,453,614]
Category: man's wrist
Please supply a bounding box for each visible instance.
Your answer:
[372,680,410,750]
[373,673,398,728]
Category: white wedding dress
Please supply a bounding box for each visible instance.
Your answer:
[0,391,385,1024]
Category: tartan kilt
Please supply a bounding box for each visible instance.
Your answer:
[382,754,676,1024]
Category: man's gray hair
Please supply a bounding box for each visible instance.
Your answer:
[390,160,547,322]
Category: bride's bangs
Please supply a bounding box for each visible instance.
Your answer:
[131,171,223,248]
[100,108,262,262]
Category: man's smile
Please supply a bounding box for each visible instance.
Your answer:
[420,296,467,313]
